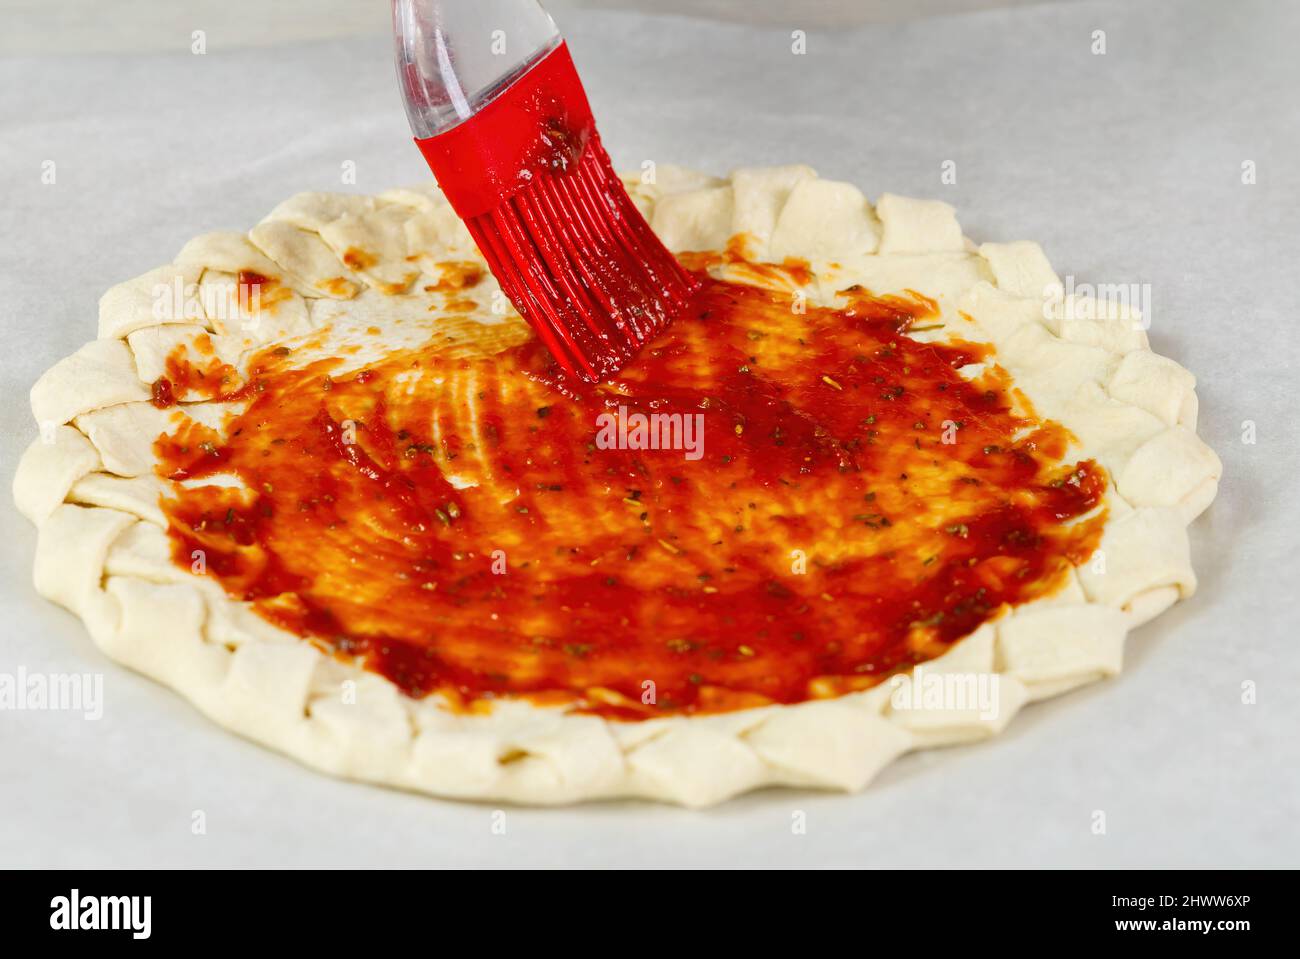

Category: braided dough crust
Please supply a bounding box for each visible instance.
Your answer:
[13,165,1220,807]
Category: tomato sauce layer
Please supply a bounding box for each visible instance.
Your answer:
[154,261,1106,719]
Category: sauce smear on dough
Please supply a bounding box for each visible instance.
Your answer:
[153,258,1106,719]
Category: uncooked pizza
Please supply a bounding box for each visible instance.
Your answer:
[14,166,1220,806]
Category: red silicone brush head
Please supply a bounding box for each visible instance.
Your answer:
[414,43,699,383]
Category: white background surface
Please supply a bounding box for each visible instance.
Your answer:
[1,0,1297,866]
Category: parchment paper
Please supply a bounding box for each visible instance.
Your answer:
[1,0,1296,866]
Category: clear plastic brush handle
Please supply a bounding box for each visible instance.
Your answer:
[393,0,563,139]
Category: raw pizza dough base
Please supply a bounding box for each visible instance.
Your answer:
[13,165,1221,807]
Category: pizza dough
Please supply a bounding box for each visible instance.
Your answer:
[13,166,1221,807]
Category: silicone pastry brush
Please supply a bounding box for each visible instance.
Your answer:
[393,0,700,383]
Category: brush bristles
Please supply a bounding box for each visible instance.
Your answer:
[465,134,700,383]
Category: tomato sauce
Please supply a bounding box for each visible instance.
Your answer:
[153,259,1105,719]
